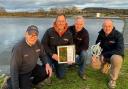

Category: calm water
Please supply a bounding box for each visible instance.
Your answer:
[0,17,124,74]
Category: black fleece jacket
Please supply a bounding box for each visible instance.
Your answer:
[41,27,73,57]
[96,28,124,59]
[69,25,89,54]
[10,39,48,89]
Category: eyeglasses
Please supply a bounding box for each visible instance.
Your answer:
[28,34,38,38]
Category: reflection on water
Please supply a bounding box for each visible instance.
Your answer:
[0,17,124,74]
[123,19,128,48]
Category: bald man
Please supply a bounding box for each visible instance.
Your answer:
[69,16,89,80]
[93,19,124,88]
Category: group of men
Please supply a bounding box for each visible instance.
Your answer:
[1,14,124,89]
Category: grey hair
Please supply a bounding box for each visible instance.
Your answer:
[74,16,85,24]
[75,16,84,21]
[102,19,113,27]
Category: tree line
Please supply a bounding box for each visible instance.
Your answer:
[0,7,128,17]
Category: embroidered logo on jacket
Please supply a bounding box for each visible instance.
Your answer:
[35,49,40,52]
[77,37,82,41]
[50,36,54,39]
[109,41,115,44]
[24,54,29,57]
[63,38,69,41]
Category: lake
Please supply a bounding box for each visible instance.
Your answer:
[0,17,124,74]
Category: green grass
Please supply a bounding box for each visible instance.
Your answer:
[0,51,128,89]
[42,50,128,89]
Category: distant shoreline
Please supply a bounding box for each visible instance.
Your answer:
[0,11,127,19]
[0,16,125,20]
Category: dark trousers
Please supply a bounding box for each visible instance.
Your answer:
[48,56,67,79]
[8,64,48,89]
[53,60,67,79]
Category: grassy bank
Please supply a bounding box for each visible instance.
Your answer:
[42,50,128,89]
[0,51,128,89]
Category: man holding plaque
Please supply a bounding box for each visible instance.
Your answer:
[41,14,73,79]
[69,16,89,80]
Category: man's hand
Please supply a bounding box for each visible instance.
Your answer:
[52,54,59,61]
[67,61,74,65]
[91,54,101,69]
[91,54,97,63]
[45,63,52,77]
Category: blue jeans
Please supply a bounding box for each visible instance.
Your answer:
[49,50,90,79]
[47,55,67,79]
[52,60,67,79]
[76,50,89,76]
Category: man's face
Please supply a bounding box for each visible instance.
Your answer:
[103,20,113,35]
[25,32,38,46]
[75,19,84,32]
[55,15,66,30]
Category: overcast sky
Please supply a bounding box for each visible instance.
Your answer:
[0,0,128,12]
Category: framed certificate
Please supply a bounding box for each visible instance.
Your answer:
[57,45,75,64]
